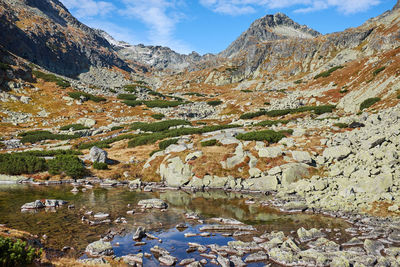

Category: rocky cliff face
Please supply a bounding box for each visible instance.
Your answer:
[0,0,131,77]
[220,12,321,59]
[95,29,213,71]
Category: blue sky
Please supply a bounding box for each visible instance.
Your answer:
[60,0,396,55]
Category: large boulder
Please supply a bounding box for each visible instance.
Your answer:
[159,157,191,187]
[90,146,108,163]
[291,151,312,164]
[258,146,283,158]
[85,240,113,256]
[77,118,96,128]
[322,146,351,161]
[247,176,279,191]
[281,163,310,187]
[21,200,44,210]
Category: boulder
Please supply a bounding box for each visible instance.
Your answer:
[77,117,96,127]
[322,146,351,160]
[85,240,113,256]
[291,151,312,164]
[137,198,168,209]
[160,157,191,187]
[133,226,146,240]
[247,176,278,191]
[21,200,44,209]
[89,146,108,163]
[281,163,310,187]
[44,199,67,207]
[258,146,283,158]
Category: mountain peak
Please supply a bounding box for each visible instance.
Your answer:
[220,13,320,58]
[394,0,400,10]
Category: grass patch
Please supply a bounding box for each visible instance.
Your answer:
[201,139,218,147]
[68,92,106,103]
[19,130,79,144]
[207,100,223,106]
[151,114,165,120]
[236,130,286,143]
[314,66,344,79]
[333,123,349,129]
[48,155,87,179]
[32,70,70,88]
[256,120,290,127]
[93,161,108,170]
[131,120,191,132]
[117,94,137,100]
[373,67,386,76]
[159,138,179,150]
[128,124,238,148]
[60,124,89,131]
[0,237,42,266]
[360,97,380,110]
[240,105,335,119]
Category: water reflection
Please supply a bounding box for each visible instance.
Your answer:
[0,185,350,255]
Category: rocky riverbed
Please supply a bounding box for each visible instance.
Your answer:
[1,183,400,266]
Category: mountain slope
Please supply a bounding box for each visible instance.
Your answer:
[220,12,321,58]
[0,0,131,77]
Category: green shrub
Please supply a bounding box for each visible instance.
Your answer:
[360,97,380,110]
[32,70,70,88]
[314,66,344,79]
[148,90,166,98]
[93,161,108,170]
[48,155,87,179]
[236,130,285,143]
[340,89,348,93]
[68,92,106,103]
[123,84,139,92]
[151,114,165,120]
[111,126,124,131]
[0,237,42,266]
[264,102,271,105]
[13,150,82,157]
[150,149,162,157]
[373,67,386,76]
[0,154,47,175]
[60,124,89,131]
[207,100,223,106]
[294,79,302,84]
[201,139,218,147]
[397,94,400,99]
[131,120,191,132]
[128,124,239,148]
[123,100,143,107]
[241,90,252,93]
[334,123,348,128]
[77,134,136,150]
[159,138,179,150]
[144,100,183,108]
[0,62,10,71]
[240,105,335,119]
[117,94,137,100]
[256,120,290,127]
[183,92,205,97]
[19,130,79,144]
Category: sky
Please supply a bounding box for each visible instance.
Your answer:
[60,0,397,55]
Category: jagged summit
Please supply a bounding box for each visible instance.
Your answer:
[220,12,321,58]
[394,0,400,10]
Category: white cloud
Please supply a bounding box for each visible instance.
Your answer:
[61,0,115,18]
[119,0,192,53]
[199,0,381,15]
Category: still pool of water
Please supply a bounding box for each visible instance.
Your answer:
[0,184,351,265]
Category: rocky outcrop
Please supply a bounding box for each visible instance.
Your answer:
[85,240,113,256]
[0,0,131,76]
[89,146,108,163]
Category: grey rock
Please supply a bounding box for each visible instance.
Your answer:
[137,198,168,209]
[281,163,310,187]
[85,240,113,256]
[323,146,352,160]
[89,146,108,163]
